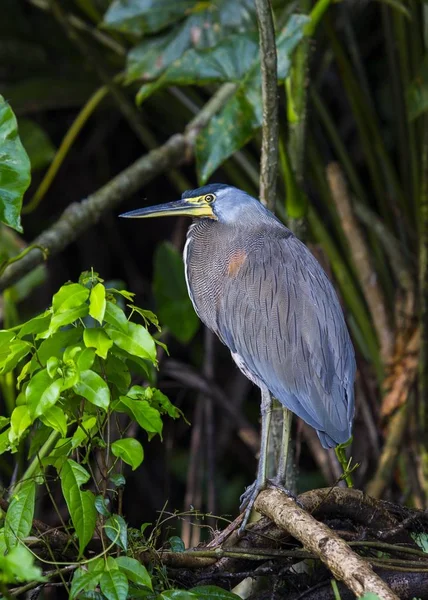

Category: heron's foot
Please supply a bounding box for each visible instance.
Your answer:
[238,479,267,534]
[268,478,304,508]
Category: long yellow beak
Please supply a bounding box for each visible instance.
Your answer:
[120,198,216,220]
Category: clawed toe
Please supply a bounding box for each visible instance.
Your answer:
[238,479,302,534]
[238,479,268,534]
[268,479,303,507]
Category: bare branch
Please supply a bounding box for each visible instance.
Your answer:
[255,487,399,599]
[255,0,279,210]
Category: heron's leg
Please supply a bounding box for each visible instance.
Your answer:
[273,407,293,488]
[239,385,272,531]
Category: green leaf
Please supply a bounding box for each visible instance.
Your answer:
[116,394,163,435]
[48,304,89,335]
[73,370,110,411]
[0,340,32,375]
[17,311,51,338]
[61,359,80,390]
[5,479,35,549]
[115,557,152,589]
[52,283,90,313]
[0,429,11,455]
[0,330,16,346]
[9,405,32,443]
[36,328,83,365]
[0,416,9,431]
[107,322,156,364]
[137,34,259,103]
[158,592,197,600]
[60,459,97,556]
[18,118,55,171]
[151,389,180,419]
[107,288,135,302]
[46,356,60,378]
[128,305,161,331]
[195,14,309,182]
[70,568,102,599]
[408,54,428,121]
[100,568,128,600]
[110,473,126,487]
[102,0,194,36]
[71,416,97,449]
[196,85,259,183]
[89,283,106,324]
[111,438,144,470]
[126,0,256,83]
[412,532,428,553]
[28,423,51,457]
[40,405,67,437]
[26,369,62,418]
[95,495,111,517]
[104,301,129,333]
[169,536,185,552]
[105,514,127,551]
[84,328,113,359]
[153,242,199,343]
[0,544,44,583]
[104,354,131,394]
[77,347,96,371]
[0,95,30,233]
[189,586,242,599]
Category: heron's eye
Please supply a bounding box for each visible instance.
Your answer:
[204,194,215,203]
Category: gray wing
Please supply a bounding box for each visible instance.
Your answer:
[217,234,356,448]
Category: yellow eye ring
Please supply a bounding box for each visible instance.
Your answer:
[204,194,215,203]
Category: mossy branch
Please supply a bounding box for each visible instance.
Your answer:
[0,84,236,292]
[255,0,279,211]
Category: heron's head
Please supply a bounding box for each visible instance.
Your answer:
[120,184,264,224]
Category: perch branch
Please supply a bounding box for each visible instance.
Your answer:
[255,0,279,210]
[0,84,236,292]
[254,487,399,599]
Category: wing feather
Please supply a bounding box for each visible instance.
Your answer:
[217,234,355,447]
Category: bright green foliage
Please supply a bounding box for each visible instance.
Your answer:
[60,459,97,556]
[111,438,144,470]
[128,8,308,183]
[0,271,185,588]
[0,544,44,584]
[0,95,30,233]
[115,556,152,589]
[4,479,35,549]
[105,514,128,551]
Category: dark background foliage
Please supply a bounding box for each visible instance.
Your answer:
[1,0,426,553]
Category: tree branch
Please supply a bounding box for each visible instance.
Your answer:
[0,84,236,292]
[255,0,279,210]
[254,487,399,599]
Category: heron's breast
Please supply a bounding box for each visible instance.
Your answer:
[183,222,247,332]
